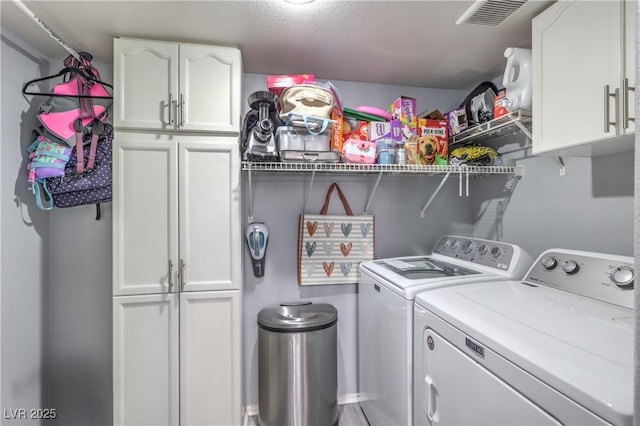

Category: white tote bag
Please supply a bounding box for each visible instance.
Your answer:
[298,183,375,285]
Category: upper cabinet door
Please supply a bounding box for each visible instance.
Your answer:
[178,137,241,292]
[178,44,242,133]
[114,38,179,130]
[532,0,623,155]
[623,0,636,133]
[113,133,179,296]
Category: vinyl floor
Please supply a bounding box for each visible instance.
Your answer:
[248,403,369,426]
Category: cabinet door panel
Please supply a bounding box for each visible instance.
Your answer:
[114,38,178,130]
[113,134,178,296]
[179,138,240,292]
[179,44,242,132]
[533,0,622,154]
[624,0,636,133]
[113,294,179,426]
[180,291,241,426]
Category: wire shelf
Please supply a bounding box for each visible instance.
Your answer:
[449,110,532,147]
[242,161,522,176]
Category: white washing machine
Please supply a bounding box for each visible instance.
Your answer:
[358,235,532,426]
[413,249,635,426]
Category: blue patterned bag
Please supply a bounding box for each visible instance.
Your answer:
[46,122,112,208]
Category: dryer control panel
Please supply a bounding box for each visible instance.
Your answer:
[433,236,518,271]
[526,249,635,310]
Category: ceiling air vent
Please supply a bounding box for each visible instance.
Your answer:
[456,0,527,27]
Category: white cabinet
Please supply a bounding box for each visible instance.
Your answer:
[113,132,241,296]
[180,291,241,426]
[114,38,242,133]
[532,0,635,156]
[113,291,241,426]
[112,132,242,425]
[113,294,180,426]
[113,36,242,426]
[623,0,636,132]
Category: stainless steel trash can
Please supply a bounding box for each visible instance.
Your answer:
[258,302,338,426]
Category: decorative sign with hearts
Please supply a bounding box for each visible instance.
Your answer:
[298,183,375,286]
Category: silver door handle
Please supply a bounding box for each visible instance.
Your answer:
[623,77,635,128]
[168,93,174,126]
[168,259,174,291]
[179,259,186,291]
[603,85,619,134]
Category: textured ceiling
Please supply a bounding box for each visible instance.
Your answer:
[1,0,554,89]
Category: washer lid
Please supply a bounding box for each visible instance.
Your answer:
[258,302,338,332]
[418,281,634,426]
[360,255,483,289]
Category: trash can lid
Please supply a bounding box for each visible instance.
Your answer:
[257,302,338,332]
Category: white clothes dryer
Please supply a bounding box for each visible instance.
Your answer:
[413,249,635,426]
[358,235,532,426]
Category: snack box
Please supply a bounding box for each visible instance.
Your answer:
[267,74,315,96]
[416,118,448,165]
[494,89,510,119]
[369,120,402,143]
[445,106,468,136]
[389,96,417,142]
[330,109,343,155]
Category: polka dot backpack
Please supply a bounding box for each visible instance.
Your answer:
[46,122,112,212]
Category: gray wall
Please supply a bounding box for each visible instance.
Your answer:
[44,62,113,426]
[241,74,472,407]
[471,134,634,259]
[1,28,51,424]
[1,25,114,424]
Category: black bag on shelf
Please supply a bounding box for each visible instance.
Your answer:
[460,81,499,127]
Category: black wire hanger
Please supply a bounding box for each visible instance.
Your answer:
[22,66,113,99]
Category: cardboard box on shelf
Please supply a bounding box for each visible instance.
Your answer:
[370,120,402,144]
[418,109,446,120]
[445,107,468,136]
[494,89,510,119]
[330,109,343,154]
[416,118,448,165]
[390,96,417,143]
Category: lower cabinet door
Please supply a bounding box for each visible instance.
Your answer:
[113,294,179,426]
[180,290,241,426]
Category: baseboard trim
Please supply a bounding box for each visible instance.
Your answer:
[243,393,364,417]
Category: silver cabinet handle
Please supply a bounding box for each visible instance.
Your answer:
[623,77,635,129]
[603,85,620,134]
[168,93,174,126]
[168,259,174,291]
[179,259,186,291]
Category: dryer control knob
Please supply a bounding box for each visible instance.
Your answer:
[610,266,635,289]
[541,257,558,270]
[561,260,580,275]
[462,241,474,254]
[490,247,502,258]
[478,244,489,255]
